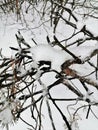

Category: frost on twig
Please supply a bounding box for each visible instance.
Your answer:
[64,116,80,130]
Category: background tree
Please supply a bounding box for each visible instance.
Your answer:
[0,0,98,130]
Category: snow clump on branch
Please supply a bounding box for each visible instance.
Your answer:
[29,44,73,72]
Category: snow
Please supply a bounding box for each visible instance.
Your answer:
[18,66,27,76]
[34,68,43,80]
[30,42,98,63]
[76,20,85,31]
[0,105,14,125]
[29,44,73,71]
[0,90,21,127]
[85,18,98,37]
[0,100,15,127]
[26,43,98,76]
[69,44,98,60]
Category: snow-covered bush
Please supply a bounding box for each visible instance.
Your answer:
[0,1,98,130]
[0,31,98,130]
